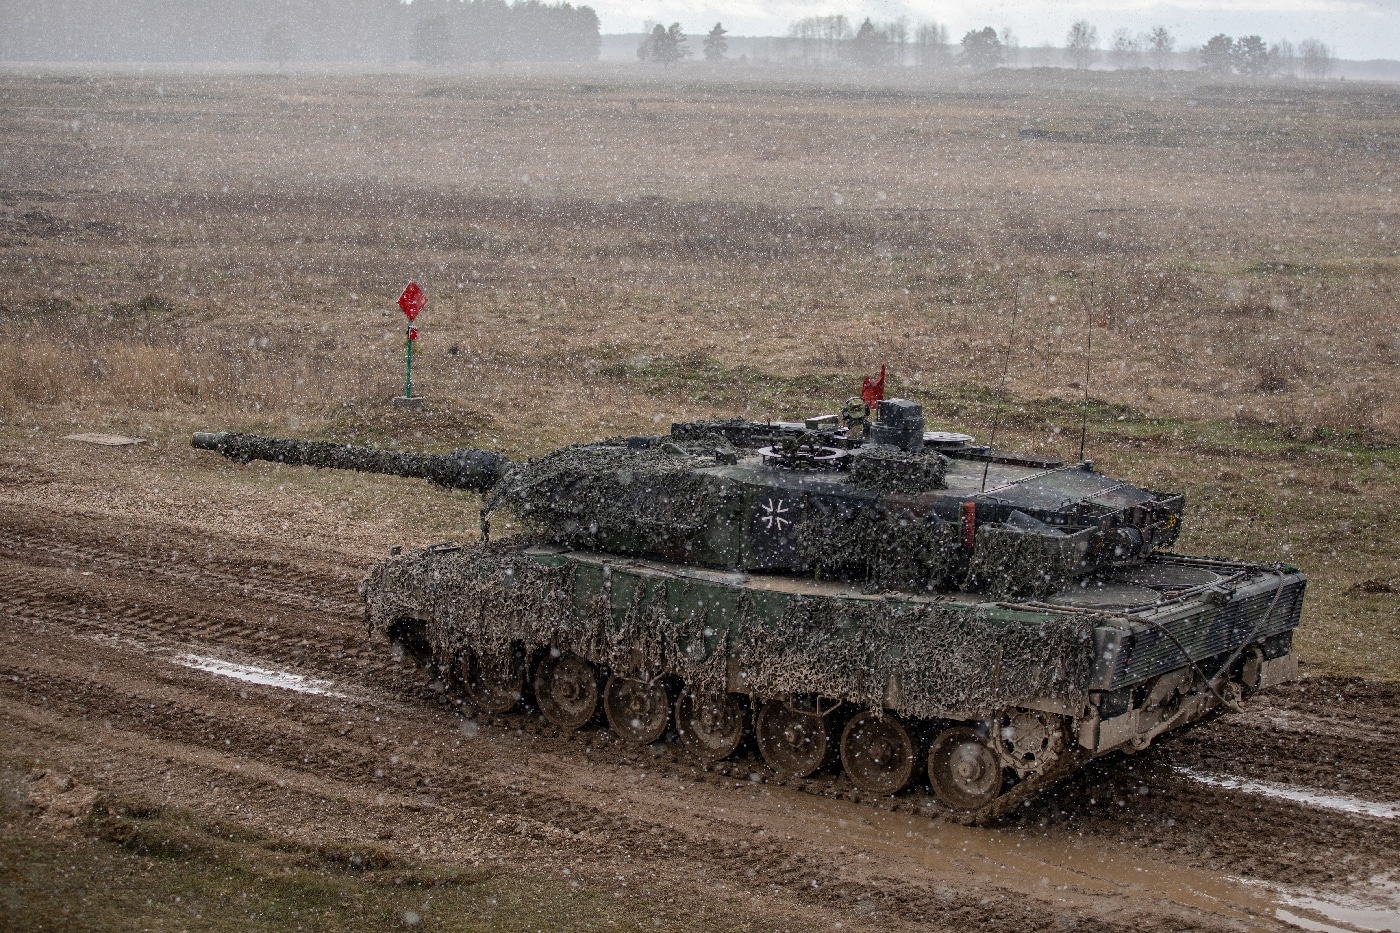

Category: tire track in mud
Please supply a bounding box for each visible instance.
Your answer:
[1,629,1165,933]
[3,505,1397,930]
[0,504,365,619]
[0,508,1160,931]
[1182,682,1400,801]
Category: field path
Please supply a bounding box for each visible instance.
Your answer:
[3,453,1398,933]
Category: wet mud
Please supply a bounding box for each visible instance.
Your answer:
[2,489,1398,932]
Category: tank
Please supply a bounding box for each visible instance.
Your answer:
[192,390,1306,822]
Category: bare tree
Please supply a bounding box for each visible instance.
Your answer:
[1299,38,1333,80]
[787,17,818,66]
[1148,26,1175,70]
[413,14,452,66]
[889,18,909,67]
[1272,39,1297,78]
[1109,28,1141,69]
[1065,20,1097,70]
[1027,43,1057,68]
[914,22,949,69]
[822,15,852,63]
[787,14,850,66]
[1000,27,1019,67]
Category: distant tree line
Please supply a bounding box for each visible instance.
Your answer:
[746,14,1339,77]
[411,0,599,64]
[1198,34,1333,79]
[0,0,601,63]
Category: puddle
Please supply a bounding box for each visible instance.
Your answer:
[1177,768,1400,820]
[752,789,1285,927]
[177,654,349,698]
[1277,876,1400,932]
[63,432,147,446]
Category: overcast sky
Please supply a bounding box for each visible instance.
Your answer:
[595,0,1400,60]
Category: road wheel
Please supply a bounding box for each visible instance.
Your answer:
[675,690,747,762]
[532,650,600,731]
[604,674,670,745]
[928,726,1004,810]
[756,699,831,779]
[840,711,918,795]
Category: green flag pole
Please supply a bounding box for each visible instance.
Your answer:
[405,326,413,398]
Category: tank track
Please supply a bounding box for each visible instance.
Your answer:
[394,630,1083,826]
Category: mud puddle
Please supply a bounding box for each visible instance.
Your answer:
[1275,874,1400,933]
[762,789,1289,927]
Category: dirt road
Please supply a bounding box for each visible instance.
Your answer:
[2,440,1398,932]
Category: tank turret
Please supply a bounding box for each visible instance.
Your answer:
[483,398,1183,600]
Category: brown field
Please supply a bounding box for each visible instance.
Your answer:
[2,67,1399,931]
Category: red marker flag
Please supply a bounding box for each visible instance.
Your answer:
[398,281,426,323]
[861,365,886,407]
[397,282,426,399]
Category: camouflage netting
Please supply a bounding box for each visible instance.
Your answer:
[669,418,774,449]
[192,432,509,492]
[965,520,1092,600]
[796,503,965,593]
[847,445,949,494]
[738,590,1093,716]
[364,542,1097,718]
[481,439,741,558]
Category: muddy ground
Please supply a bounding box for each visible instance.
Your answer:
[2,437,1398,933]
[2,69,1398,931]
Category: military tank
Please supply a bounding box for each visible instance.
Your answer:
[192,389,1305,821]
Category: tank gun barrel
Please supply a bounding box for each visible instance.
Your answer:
[191,431,511,493]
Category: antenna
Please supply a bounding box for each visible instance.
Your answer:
[1078,272,1093,463]
[980,304,1020,493]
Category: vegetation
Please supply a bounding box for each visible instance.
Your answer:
[0,71,1396,681]
[703,23,727,63]
[0,0,603,64]
[960,28,1003,70]
[637,23,687,65]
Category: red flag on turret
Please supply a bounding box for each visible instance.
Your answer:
[861,365,886,407]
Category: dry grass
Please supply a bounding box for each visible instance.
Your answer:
[0,67,1396,677]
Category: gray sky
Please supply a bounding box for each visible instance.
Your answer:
[596,0,1400,60]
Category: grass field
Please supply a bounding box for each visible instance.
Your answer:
[1,65,1397,680]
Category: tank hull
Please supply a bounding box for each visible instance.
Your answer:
[364,541,1305,820]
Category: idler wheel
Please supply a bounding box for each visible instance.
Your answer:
[456,646,525,714]
[840,711,919,796]
[532,650,601,731]
[675,690,747,762]
[756,700,831,779]
[928,726,1005,811]
[604,674,671,745]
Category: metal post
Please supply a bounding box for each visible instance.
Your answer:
[405,326,413,398]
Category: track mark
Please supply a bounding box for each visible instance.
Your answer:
[1177,767,1400,820]
[176,653,352,699]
